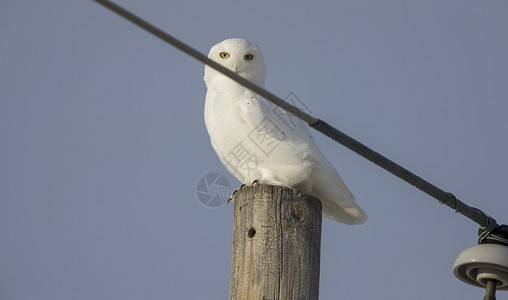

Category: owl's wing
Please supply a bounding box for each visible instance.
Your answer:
[237,91,316,147]
[238,91,366,224]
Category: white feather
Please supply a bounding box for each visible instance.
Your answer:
[204,38,367,224]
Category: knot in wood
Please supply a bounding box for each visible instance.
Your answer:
[290,200,306,222]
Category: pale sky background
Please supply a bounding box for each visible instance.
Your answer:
[1,0,508,299]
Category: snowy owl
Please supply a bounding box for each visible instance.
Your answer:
[204,38,367,224]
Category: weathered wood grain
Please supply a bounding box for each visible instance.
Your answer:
[229,184,322,300]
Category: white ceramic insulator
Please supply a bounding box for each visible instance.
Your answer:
[453,244,508,290]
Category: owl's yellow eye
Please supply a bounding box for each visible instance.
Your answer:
[219,52,230,59]
[244,54,254,60]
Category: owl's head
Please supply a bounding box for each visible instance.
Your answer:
[204,38,266,87]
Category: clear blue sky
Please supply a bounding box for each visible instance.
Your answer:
[1,0,507,299]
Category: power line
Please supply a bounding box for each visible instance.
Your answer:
[92,0,317,127]
[93,0,502,235]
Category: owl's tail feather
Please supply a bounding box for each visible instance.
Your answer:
[310,168,367,225]
[321,200,367,225]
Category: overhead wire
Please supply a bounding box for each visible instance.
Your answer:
[93,0,503,236]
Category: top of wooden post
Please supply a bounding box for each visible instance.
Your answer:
[229,184,322,300]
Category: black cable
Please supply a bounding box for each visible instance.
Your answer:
[93,0,501,233]
[92,0,318,127]
[311,119,497,230]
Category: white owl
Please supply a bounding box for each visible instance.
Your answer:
[204,38,366,224]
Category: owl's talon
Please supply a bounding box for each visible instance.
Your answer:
[229,189,240,203]
[252,180,260,186]
[240,184,247,190]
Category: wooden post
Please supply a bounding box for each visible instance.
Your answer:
[229,184,322,300]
